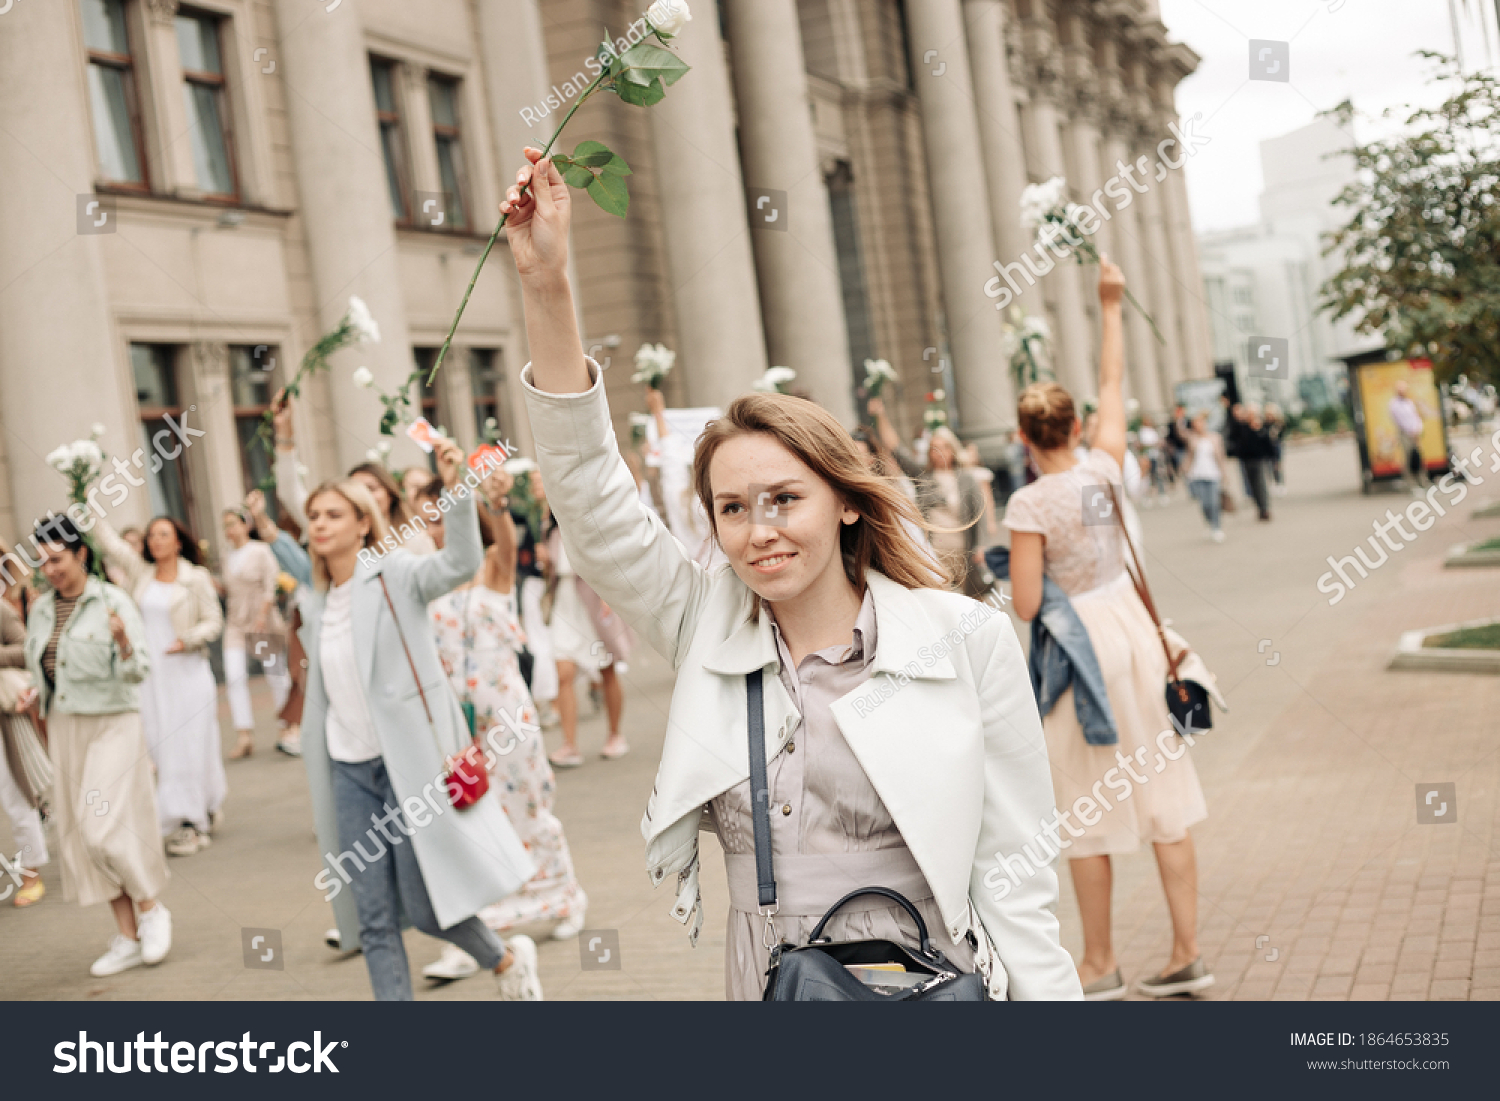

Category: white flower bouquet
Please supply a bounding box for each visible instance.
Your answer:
[632,342,677,389]
[46,425,107,507]
[862,358,898,398]
[753,366,797,394]
[923,389,949,431]
[1019,175,1163,344]
[1001,307,1052,389]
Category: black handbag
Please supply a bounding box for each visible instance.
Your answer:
[745,670,985,1002]
[1107,486,1212,735]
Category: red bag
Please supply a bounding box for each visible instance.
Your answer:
[378,576,488,810]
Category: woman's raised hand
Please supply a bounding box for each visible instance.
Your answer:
[501,147,571,283]
[1098,255,1125,309]
[434,435,465,491]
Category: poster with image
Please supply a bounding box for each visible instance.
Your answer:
[1354,359,1447,478]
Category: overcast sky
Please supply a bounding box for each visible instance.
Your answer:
[1158,0,1473,233]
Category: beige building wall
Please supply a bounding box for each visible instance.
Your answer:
[0,0,1212,551]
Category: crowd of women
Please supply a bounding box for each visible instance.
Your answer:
[1,144,1232,1003]
[0,379,609,998]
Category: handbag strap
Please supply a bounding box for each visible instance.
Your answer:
[1105,483,1185,681]
[746,670,779,919]
[809,887,936,955]
[376,574,441,738]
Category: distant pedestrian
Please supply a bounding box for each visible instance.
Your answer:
[1389,379,1436,496]
[221,508,293,758]
[0,560,48,908]
[1185,413,1229,542]
[20,515,172,977]
[1264,403,1287,497]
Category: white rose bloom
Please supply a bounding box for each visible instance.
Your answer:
[45,446,70,471]
[646,0,691,35]
[91,422,108,439]
[352,366,375,389]
[999,329,1020,361]
[76,441,104,469]
[753,366,797,392]
[504,456,539,475]
[365,449,381,462]
[346,296,381,344]
[1022,315,1051,340]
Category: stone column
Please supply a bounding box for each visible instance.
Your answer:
[905,0,1016,450]
[649,0,769,411]
[184,340,249,557]
[723,0,855,424]
[1099,127,1165,413]
[271,0,419,473]
[138,0,202,195]
[1016,19,1095,400]
[963,0,1030,264]
[0,1,146,534]
[1125,80,1186,399]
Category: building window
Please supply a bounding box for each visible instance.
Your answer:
[371,57,409,221]
[130,343,197,531]
[826,161,876,394]
[229,345,279,507]
[80,0,147,186]
[428,77,468,230]
[176,8,236,197]
[469,348,510,444]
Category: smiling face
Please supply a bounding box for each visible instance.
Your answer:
[709,433,859,609]
[307,489,370,561]
[39,541,89,598]
[146,518,181,561]
[221,511,249,545]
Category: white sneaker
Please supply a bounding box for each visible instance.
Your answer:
[325,927,342,949]
[495,934,543,1001]
[138,904,172,965]
[90,934,144,977]
[423,943,480,981]
[276,731,302,757]
[552,911,586,940]
[1212,530,1226,543]
[165,825,208,857]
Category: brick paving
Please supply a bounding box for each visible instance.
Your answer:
[1,432,1496,1000]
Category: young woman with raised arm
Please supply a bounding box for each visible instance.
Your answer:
[500,147,1081,1001]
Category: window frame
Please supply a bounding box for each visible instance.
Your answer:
[228,344,280,507]
[130,343,200,537]
[176,6,240,202]
[371,55,412,224]
[82,0,151,192]
[427,73,469,232]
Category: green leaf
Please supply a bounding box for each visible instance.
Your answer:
[586,171,629,218]
[553,156,595,190]
[572,140,616,168]
[610,42,689,108]
[600,152,631,177]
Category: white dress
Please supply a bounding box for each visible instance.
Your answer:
[138,580,227,835]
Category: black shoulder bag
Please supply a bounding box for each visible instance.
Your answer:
[748,670,985,1001]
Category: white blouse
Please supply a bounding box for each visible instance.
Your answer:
[320,580,380,763]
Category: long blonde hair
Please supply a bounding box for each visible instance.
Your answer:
[306,479,392,589]
[692,393,950,591]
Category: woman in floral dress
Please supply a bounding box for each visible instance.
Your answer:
[419,473,588,980]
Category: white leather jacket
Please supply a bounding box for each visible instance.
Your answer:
[522,361,1082,1000]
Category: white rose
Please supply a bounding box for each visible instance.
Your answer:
[346,296,381,344]
[504,456,539,475]
[352,366,375,389]
[91,422,107,439]
[45,446,70,471]
[754,366,797,393]
[646,0,691,36]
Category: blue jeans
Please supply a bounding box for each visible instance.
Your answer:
[332,757,505,1000]
[1188,478,1222,531]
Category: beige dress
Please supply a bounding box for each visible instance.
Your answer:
[710,590,974,1000]
[1002,449,1207,858]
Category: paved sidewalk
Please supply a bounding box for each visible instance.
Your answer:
[1,433,1496,1000]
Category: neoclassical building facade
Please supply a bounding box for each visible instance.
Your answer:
[0,0,1210,556]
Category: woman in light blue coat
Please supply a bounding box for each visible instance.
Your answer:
[297,436,541,1000]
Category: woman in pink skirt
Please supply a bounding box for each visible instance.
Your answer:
[1005,258,1211,1001]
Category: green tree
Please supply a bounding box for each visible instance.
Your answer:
[1320,53,1500,385]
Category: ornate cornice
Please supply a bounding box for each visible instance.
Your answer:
[145,0,179,26]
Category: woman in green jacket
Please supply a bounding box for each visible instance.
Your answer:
[18,515,172,978]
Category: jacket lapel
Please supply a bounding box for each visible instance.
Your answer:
[827,575,981,926]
